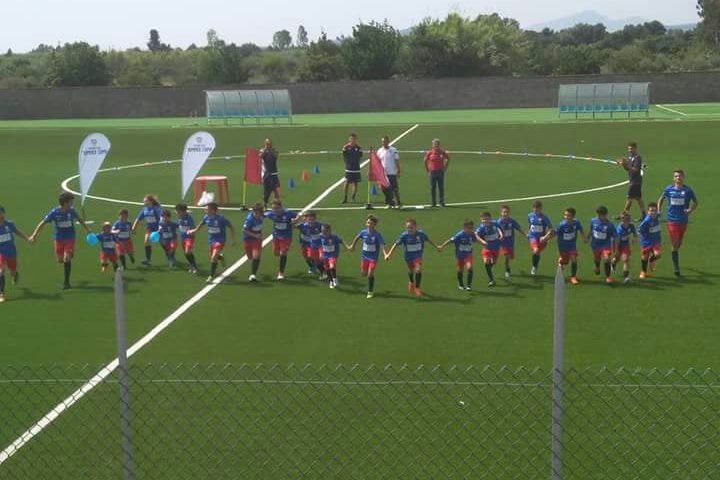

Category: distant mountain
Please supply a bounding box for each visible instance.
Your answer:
[527,10,650,32]
[666,22,698,31]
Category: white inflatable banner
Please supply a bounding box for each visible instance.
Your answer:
[181,132,216,198]
[78,133,111,205]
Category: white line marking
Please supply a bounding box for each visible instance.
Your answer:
[655,104,687,116]
[0,123,420,466]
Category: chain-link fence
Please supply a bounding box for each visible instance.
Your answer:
[1,364,718,479]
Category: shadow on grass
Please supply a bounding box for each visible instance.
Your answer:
[15,288,63,302]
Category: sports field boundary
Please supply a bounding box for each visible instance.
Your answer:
[0,123,421,466]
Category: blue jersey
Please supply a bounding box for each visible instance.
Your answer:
[616,223,636,248]
[450,230,475,259]
[395,230,428,262]
[527,212,552,241]
[95,232,117,254]
[298,221,323,247]
[661,185,697,224]
[638,215,662,248]
[176,214,196,240]
[358,229,384,261]
[202,214,231,245]
[0,221,18,257]
[242,213,264,241]
[495,217,522,248]
[158,221,179,243]
[43,207,78,240]
[265,210,297,240]
[555,220,583,253]
[589,218,616,250]
[112,220,132,241]
[475,224,502,251]
[320,234,343,260]
[136,206,162,232]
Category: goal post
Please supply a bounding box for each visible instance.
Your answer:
[205,89,292,125]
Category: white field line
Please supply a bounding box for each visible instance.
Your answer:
[61,149,619,211]
[655,104,688,116]
[0,123,420,466]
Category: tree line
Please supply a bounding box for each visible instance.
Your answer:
[1,4,719,88]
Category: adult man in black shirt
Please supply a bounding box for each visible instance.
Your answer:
[617,142,646,220]
[341,133,362,203]
[261,138,280,208]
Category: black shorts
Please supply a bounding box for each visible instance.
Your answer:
[627,183,642,199]
[263,175,280,189]
[345,171,361,183]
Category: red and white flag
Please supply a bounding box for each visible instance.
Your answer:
[244,148,262,185]
[368,149,390,189]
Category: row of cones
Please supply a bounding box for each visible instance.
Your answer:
[286,165,380,196]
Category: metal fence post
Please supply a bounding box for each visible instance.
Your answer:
[114,268,134,480]
[551,265,565,480]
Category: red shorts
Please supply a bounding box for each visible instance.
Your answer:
[593,248,613,262]
[243,239,262,257]
[301,245,321,261]
[209,242,225,257]
[182,238,195,253]
[456,255,473,270]
[100,251,118,263]
[115,239,134,255]
[323,257,337,270]
[558,250,577,265]
[406,258,423,271]
[162,240,177,253]
[616,246,631,257]
[0,254,17,273]
[500,246,514,259]
[482,249,499,263]
[272,238,292,256]
[641,244,662,257]
[667,222,688,245]
[54,239,75,259]
[360,258,377,273]
[529,239,547,253]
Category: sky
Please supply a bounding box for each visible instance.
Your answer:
[1,0,700,53]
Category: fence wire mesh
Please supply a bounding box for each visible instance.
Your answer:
[1,364,718,479]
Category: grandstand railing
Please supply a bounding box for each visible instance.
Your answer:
[205,89,292,125]
[558,83,651,119]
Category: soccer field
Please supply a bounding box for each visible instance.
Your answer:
[1,107,719,478]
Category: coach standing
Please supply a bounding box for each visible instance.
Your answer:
[341,133,362,204]
[424,138,450,207]
[260,138,280,208]
[377,135,401,208]
[617,142,645,220]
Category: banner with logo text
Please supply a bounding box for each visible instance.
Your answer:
[78,133,112,206]
[181,132,216,198]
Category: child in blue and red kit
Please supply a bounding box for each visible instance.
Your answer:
[657,169,699,277]
[112,209,134,269]
[613,211,637,284]
[242,203,264,282]
[439,219,476,291]
[320,224,342,289]
[29,192,90,290]
[297,211,324,276]
[385,218,440,297]
[0,206,31,303]
[187,202,236,283]
[589,205,617,284]
[157,209,179,269]
[475,212,504,287]
[495,205,525,279]
[527,200,553,276]
[638,202,662,279]
[175,203,199,274]
[131,194,162,266]
[347,214,387,299]
[95,222,119,273]
[543,207,586,285]
[264,200,298,280]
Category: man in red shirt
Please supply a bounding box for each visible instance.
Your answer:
[424,138,450,207]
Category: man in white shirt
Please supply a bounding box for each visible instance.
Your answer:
[376,136,401,208]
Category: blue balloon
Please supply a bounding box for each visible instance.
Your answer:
[85,233,98,246]
[149,231,160,243]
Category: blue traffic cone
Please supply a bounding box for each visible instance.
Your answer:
[370,184,378,196]
[288,178,295,189]
[313,165,320,174]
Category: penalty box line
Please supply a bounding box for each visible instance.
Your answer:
[0,123,421,466]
